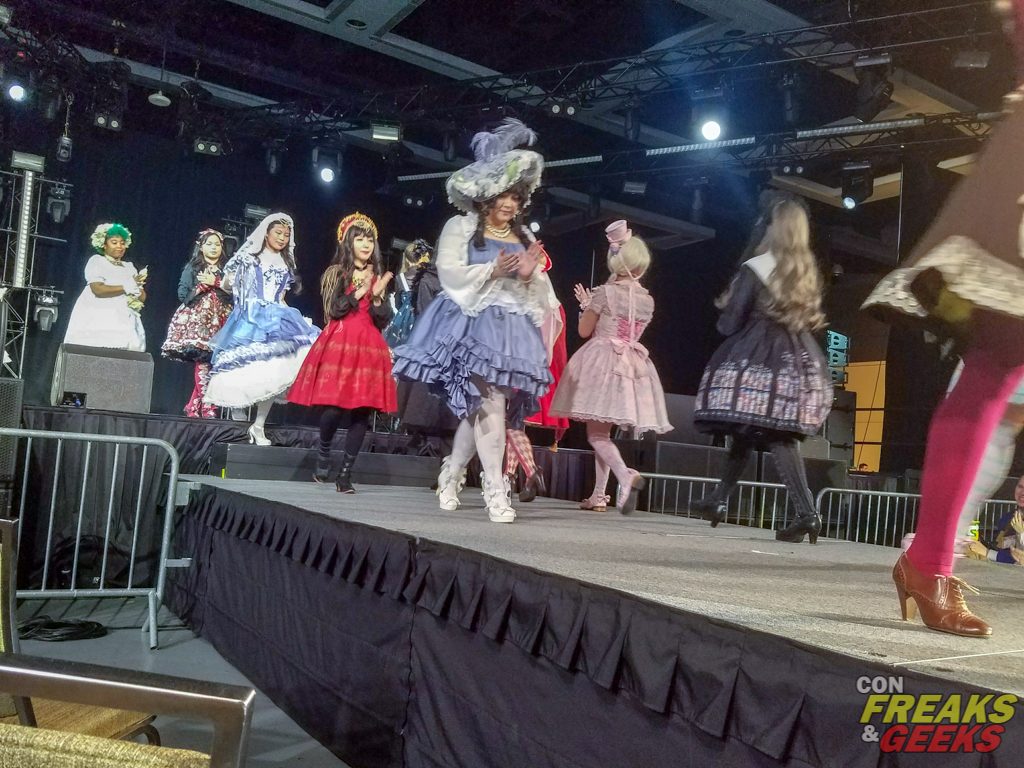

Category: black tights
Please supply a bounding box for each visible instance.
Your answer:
[710,435,816,519]
[319,406,372,457]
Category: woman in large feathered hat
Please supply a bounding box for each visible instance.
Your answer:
[392,118,562,523]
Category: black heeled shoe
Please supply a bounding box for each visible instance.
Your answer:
[518,471,546,503]
[335,452,357,494]
[691,498,727,527]
[775,514,822,544]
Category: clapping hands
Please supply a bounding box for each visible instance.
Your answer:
[371,271,394,301]
[574,283,593,311]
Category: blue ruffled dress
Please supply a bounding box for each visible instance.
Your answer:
[393,239,552,428]
[205,254,320,407]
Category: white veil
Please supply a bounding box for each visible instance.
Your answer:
[236,212,296,262]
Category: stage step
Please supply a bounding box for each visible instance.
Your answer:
[209,443,440,486]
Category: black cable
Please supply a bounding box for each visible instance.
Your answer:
[17,615,107,642]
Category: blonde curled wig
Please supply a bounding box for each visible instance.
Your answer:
[607,236,651,278]
[733,199,826,333]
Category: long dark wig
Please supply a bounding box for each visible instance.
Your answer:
[320,222,383,319]
[188,230,229,274]
[471,184,533,250]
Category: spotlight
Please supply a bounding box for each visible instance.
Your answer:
[779,163,805,176]
[193,137,225,156]
[265,143,285,175]
[371,123,402,142]
[624,107,641,142]
[56,135,72,163]
[953,49,990,69]
[46,182,71,224]
[528,220,541,233]
[854,68,893,123]
[312,146,341,183]
[6,82,26,102]
[442,132,457,162]
[840,161,873,210]
[402,194,427,209]
[549,99,579,117]
[700,120,722,141]
[33,291,60,332]
[691,85,726,141]
[90,61,129,132]
[93,109,123,131]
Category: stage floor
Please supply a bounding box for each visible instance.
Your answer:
[184,476,1024,697]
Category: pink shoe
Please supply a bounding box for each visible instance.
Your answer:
[579,494,610,512]
[616,470,646,516]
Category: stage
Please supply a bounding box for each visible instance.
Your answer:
[166,477,1024,768]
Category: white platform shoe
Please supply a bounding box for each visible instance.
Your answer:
[437,456,467,511]
[482,473,516,524]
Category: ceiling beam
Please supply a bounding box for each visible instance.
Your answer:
[546,187,715,247]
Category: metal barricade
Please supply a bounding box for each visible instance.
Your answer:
[814,487,920,547]
[815,488,1019,548]
[641,473,793,530]
[0,427,180,648]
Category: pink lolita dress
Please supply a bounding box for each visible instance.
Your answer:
[551,278,671,433]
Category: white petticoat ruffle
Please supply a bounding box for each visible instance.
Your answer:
[204,346,311,408]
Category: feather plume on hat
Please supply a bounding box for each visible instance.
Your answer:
[446,118,544,214]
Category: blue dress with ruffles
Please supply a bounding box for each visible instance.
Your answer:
[392,239,552,428]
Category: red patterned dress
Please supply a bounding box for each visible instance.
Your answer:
[287,277,398,412]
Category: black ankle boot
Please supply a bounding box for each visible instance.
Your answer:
[692,498,727,527]
[776,514,822,544]
[336,452,357,494]
[518,471,546,503]
[313,440,332,484]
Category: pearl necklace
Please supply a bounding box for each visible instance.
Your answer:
[485,222,512,238]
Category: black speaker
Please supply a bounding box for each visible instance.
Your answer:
[654,441,758,481]
[0,377,24,482]
[824,389,856,465]
[658,394,714,446]
[50,344,153,414]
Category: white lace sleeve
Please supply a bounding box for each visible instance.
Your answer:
[435,214,502,315]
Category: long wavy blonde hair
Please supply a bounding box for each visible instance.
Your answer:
[719,198,825,333]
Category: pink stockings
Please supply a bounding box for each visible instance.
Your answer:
[585,421,631,499]
[908,313,1024,576]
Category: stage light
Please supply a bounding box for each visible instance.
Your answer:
[854,67,893,123]
[45,181,71,224]
[528,220,541,233]
[841,161,873,210]
[56,134,72,163]
[193,137,225,156]
[312,146,341,183]
[622,180,647,195]
[93,108,123,131]
[442,132,457,162]
[700,120,722,141]
[265,144,285,175]
[691,85,726,141]
[7,82,25,102]
[33,291,59,332]
[371,123,402,142]
[244,204,270,222]
[953,49,990,69]
[624,108,640,141]
[402,194,426,208]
